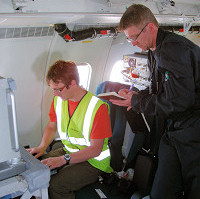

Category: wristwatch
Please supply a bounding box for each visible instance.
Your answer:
[64,154,71,165]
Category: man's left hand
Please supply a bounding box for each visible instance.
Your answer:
[110,89,138,111]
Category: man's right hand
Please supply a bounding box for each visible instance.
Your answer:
[27,146,46,159]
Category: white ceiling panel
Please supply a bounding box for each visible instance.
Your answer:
[0,0,199,27]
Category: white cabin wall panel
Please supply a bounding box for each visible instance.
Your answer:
[0,36,52,147]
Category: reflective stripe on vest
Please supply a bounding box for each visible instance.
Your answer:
[64,145,79,153]
[82,96,99,146]
[56,97,64,139]
[94,148,110,161]
[56,96,99,146]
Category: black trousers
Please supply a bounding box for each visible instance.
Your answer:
[151,123,200,199]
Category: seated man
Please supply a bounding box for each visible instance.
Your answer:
[28,60,113,199]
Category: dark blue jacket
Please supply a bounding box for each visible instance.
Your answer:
[131,28,200,129]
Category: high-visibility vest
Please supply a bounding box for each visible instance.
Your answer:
[54,92,113,173]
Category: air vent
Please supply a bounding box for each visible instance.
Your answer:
[0,26,54,39]
[73,24,117,32]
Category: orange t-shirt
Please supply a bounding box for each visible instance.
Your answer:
[49,99,112,139]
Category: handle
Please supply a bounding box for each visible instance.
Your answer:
[10,90,19,152]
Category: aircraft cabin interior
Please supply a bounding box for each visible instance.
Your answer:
[0,0,200,199]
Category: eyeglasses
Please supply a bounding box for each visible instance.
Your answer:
[127,23,148,43]
[50,86,65,93]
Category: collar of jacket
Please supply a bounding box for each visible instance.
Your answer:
[156,28,166,49]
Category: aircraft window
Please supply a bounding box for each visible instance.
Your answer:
[77,63,91,90]
[109,60,130,85]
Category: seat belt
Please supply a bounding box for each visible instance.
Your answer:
[141,113,150,133]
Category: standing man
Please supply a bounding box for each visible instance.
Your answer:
[111,4,200,199]
[28,60,113,199]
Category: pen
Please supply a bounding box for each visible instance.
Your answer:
[129,84,134,92]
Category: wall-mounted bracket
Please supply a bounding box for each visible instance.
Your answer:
[183,13,200,35]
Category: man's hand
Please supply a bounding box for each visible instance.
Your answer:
[27,146,46,159]
[110,89,138,111]
[41,156,66,170]
[27,122,57,159]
